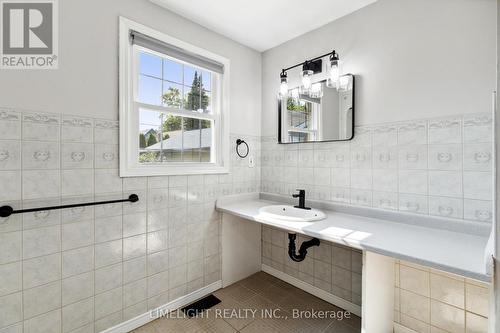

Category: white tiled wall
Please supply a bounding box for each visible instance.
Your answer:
[395,260,489,333]
[0,108,260,333]
[261,226,363,306]
[261,113,493,224]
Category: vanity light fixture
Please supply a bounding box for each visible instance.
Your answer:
[279,50,340,97]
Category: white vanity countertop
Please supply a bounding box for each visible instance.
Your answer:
[216,193,491,282]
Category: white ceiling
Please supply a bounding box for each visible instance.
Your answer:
[150,0,378,52]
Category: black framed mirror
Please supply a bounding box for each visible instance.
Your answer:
[278,74,354,143]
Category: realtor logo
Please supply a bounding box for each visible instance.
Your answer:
[1,0,58,69]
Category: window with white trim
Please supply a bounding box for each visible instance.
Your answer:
[119,18,230,177]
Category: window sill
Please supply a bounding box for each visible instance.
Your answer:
[119,164,229,177]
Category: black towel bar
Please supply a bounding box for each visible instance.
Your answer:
[0,194,139,218]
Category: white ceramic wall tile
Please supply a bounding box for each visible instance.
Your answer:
[23,281,61,319]
[22,170,61,200]
[0,140,21,170]
[463,199,493,223]
[22,197,61,230]
[398,194,428,215]
[94,144,119,169]
[398,144,427,170]
[61,297,93,333]
[62,272,94,305]
[399,170,428,195]
[23,253,61,289]
[22,141,60,170]
[0,292,23,328]
[24,309,61,333]
[463,143,492,172]
[95,264,121,295]
[463,171,492,201]
[22,112,60,142]
[22,225,61,259]
[398,120,427,145]
[62,246,94,278]
[0,171,21,201]
[61,169,94,196]
[61,143,93,169]
[373,191,398,210]
[428,117,461,144]
[428,196,463,219]
[61,220,93,251]
[0,262,22,297]
[463,113,492,143]
[0,109,21,140]
[0,232,21,264]
[94,169,122,194]
[95,287,122,320]
[428,171,462,197]
[124,256,147,284]
[61,116,93,143]
[94,240,122,268]
[428,144,462,171]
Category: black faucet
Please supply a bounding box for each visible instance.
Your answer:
[292,189,311,210]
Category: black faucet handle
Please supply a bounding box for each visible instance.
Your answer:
[292,189,305,197]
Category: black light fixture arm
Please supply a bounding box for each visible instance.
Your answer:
[281,50,338,73]
[0,194,139,218]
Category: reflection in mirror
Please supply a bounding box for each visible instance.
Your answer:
[278,74,354,143]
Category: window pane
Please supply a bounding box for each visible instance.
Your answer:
[184,82,210,113]
[159,114,183,162]
[139,109,162,163]
[138,75,162,105]
[182,117,212,162]
[200,70,211,92]
[287,97,313,130]
[162,82,183,109]
[139,52,162,78]
[163,59,182,84]
[183,66,196,86]
[138,111,212,164]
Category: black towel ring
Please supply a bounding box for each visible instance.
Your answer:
[236,139,249,158]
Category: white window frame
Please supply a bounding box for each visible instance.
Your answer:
[119,17,230,177]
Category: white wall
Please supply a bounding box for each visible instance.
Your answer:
[0,0,262,137]
[262,0,496,135]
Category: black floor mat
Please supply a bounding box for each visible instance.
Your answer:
[181,294,221,318]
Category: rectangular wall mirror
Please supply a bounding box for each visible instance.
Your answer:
[278,74,354,143]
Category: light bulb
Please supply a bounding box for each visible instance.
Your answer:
[279,81,288,96]
[330,59,342,83]
[279,70,288,97]
[301,70,313,90]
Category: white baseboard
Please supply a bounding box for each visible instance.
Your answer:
[101,281,222,333]
[261,264,362,317]
[393,322,419,333]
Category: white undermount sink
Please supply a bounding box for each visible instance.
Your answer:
[258,205,326,222]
